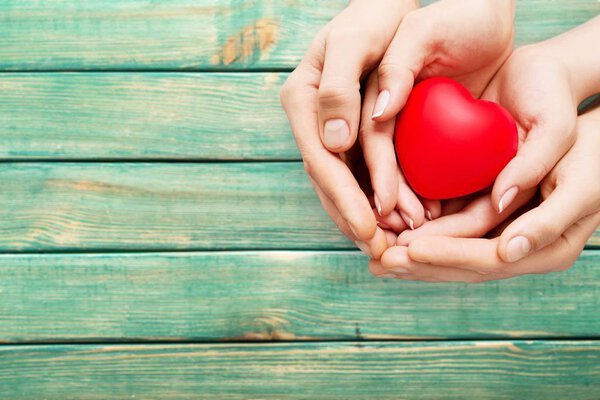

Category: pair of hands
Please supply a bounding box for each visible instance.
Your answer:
[281,0,600,282]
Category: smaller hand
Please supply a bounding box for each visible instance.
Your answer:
[371,108,600,282]
[359,0,514,229]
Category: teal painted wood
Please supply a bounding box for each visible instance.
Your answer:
[0,162,597,251]
[0,0,347,71]
[0,73,297,160]
[0,251,599,342]
[0,162,349,251]
[0,341,598,399]
[0,1,597,70]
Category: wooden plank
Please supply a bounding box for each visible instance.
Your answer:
[0,73,297,160]
[0,0,597,71]
[0,341,598,399]
[0,162,597,251]
[0,162,348,251]
[1,250,600,342]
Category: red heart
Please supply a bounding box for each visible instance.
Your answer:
[395,77,518,200]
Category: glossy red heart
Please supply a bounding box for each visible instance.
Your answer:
[395,77,518,200]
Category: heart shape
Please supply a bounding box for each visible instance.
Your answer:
[395,77,518,200]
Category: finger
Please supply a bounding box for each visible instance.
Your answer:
[397,189,535,245]
[313,180,388,260]
[408,236,502,274]
[421,198,442,220]
[281,68,377,240]
[372,10,432,121]
[397,178,426,230]
[375,208,408,234]
[318,28,375,153]
[407,210,598,276]
[360,73,399,215]
[492,121,576,213]
[498,118,600,262]
[377,247,488,283]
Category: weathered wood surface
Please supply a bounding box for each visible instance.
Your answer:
[0,162,597,251]
[0,73,296,160]
[0,0,597,71]
[0,341,598,399]
[0,162,346,251]
[0,251,599,342]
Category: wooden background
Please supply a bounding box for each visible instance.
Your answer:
[0,1,599,398]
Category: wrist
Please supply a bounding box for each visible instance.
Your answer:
[534,16,600,103]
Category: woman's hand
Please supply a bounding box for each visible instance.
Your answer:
[360,0,515,230]
[370,108,600,283]
[280,0,418,258]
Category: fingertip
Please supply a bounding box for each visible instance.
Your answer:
[380,245,411,269]
[367,227,389,261]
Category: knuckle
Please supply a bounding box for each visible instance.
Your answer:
[377,61,405,81]
[317,83,355,107]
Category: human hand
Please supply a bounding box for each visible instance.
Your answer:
[359,0,515,230]
[370,108,600,282]
[280,0,418,258]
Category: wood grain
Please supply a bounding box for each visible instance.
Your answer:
[0,341,598,399]
[0,73,297,160]
[0,162,597,251]
[0,162,348,251]
[0,0,597,71]
[1,251,600,342]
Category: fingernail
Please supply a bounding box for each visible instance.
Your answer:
[425,209,433,221]
[400,211,415,230]
[374,194,383,216]
[372,90,390,118]
[391,267,409,274]
[355,241,372,257]
[323,119,350,149]
[498,186,519,213]
[506,236,531,262]
[378,273,397,279]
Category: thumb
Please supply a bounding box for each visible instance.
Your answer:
[371,11,432,121]
[317,30,375,153]
[498,179,597,263]
[491,121,575,213]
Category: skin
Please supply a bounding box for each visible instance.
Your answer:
[280,0,515,257]
[280,0,419,259]
[372,109,600,282]
[374,16,600,282]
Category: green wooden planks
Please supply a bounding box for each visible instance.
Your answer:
[0,162,598,251]
[0,0,346,71]
[0,162,347,251]
[0,341,598,399]
[0,0,597,71]
[0,73,297,160]
[1,251,600,342]
[0,162,597,251]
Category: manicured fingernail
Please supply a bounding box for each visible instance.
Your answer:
[378,273,397,279]
[498,186,519,213]
[374,194,383,216]
[425,209,433,221]
[400,211,415,230]
[354,241,372,257]
[323,119,350,149]
[372,90,390,118]
[391,267,409,274]
[349,224,360,239]
[506,236,531,262]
